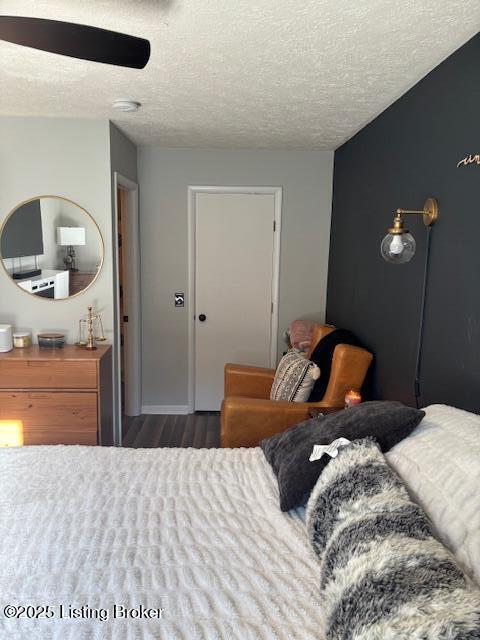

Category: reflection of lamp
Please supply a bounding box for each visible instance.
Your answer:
[57,227,85,272]
[380,197,440,409]
[0,420,24,447]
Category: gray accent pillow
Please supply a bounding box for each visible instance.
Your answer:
[306,439,480,640]
[260,401,425,511]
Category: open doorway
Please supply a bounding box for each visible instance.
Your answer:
[113,173,142,444]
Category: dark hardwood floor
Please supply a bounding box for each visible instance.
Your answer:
[122,413,221,448]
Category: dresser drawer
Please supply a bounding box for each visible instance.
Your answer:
[0,392,97,445]
[0,360,97,389]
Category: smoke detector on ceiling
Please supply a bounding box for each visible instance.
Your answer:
[112,100,141,113]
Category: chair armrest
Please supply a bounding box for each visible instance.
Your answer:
[224,363,275,399]
[220,396,340,448]
[322,344,373,406]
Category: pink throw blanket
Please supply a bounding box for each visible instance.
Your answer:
[288,320,315,352]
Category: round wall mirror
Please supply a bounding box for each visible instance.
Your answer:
[0,196,104,300]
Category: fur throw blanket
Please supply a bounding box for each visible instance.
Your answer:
[306,438,480,640]
[288,319,316,352]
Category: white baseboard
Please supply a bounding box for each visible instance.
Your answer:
[141,405,191,415]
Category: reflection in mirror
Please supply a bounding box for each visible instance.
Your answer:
[1,196,103,300]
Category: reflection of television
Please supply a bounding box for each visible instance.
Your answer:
[1,200,44,279]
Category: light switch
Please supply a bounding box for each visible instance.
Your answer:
[175,292,184,307]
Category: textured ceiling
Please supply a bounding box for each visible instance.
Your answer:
[1,1,479,149]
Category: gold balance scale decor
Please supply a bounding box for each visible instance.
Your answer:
[76,306,106,350]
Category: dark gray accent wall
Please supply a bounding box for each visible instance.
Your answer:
[327,33,480,411]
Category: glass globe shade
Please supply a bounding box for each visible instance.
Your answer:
[380,231,416,264]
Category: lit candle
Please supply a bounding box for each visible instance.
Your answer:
[345,389,362,409]
[0,420,24,447]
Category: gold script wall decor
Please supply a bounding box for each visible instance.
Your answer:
[457,154,480,168]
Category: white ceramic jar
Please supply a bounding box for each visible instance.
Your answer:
[0,325,13,352]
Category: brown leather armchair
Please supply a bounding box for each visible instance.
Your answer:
[221,324,373,448]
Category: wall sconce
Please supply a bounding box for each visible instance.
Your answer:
[0,420,24,447]
[380,198,438,263]
[380,197,440,409]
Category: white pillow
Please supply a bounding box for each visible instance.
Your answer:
[270,349,320,402]
[387,404,480,585]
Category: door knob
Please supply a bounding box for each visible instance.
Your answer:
[198,314,207,322]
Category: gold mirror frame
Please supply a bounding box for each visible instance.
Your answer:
[0,195,104,301]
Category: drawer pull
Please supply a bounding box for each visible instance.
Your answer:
[27,362,49,367]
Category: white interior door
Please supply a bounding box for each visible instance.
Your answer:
[194,191,278,411]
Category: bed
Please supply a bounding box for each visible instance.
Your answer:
[0,446,323,639]
[1,404,479,639]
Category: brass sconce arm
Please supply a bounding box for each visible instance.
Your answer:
[394,197,439,228]
[396,208,427,215]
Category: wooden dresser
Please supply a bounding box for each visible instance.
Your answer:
[0,345,113,446]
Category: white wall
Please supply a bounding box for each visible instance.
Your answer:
[0,117,113,343]
[138,148,334,408]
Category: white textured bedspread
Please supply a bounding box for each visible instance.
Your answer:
[0,446,323,640]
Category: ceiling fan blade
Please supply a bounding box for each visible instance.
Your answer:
[0,16,150,69]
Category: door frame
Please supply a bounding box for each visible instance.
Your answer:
[113,172,142,444]
[187,185,282,412]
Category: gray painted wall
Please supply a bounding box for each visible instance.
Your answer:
[109,123,138,184]
[0,117,113,344]
[138,148,334,408]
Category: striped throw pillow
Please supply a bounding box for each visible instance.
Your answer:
[270,349,320,402]
[306,438,480,640]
